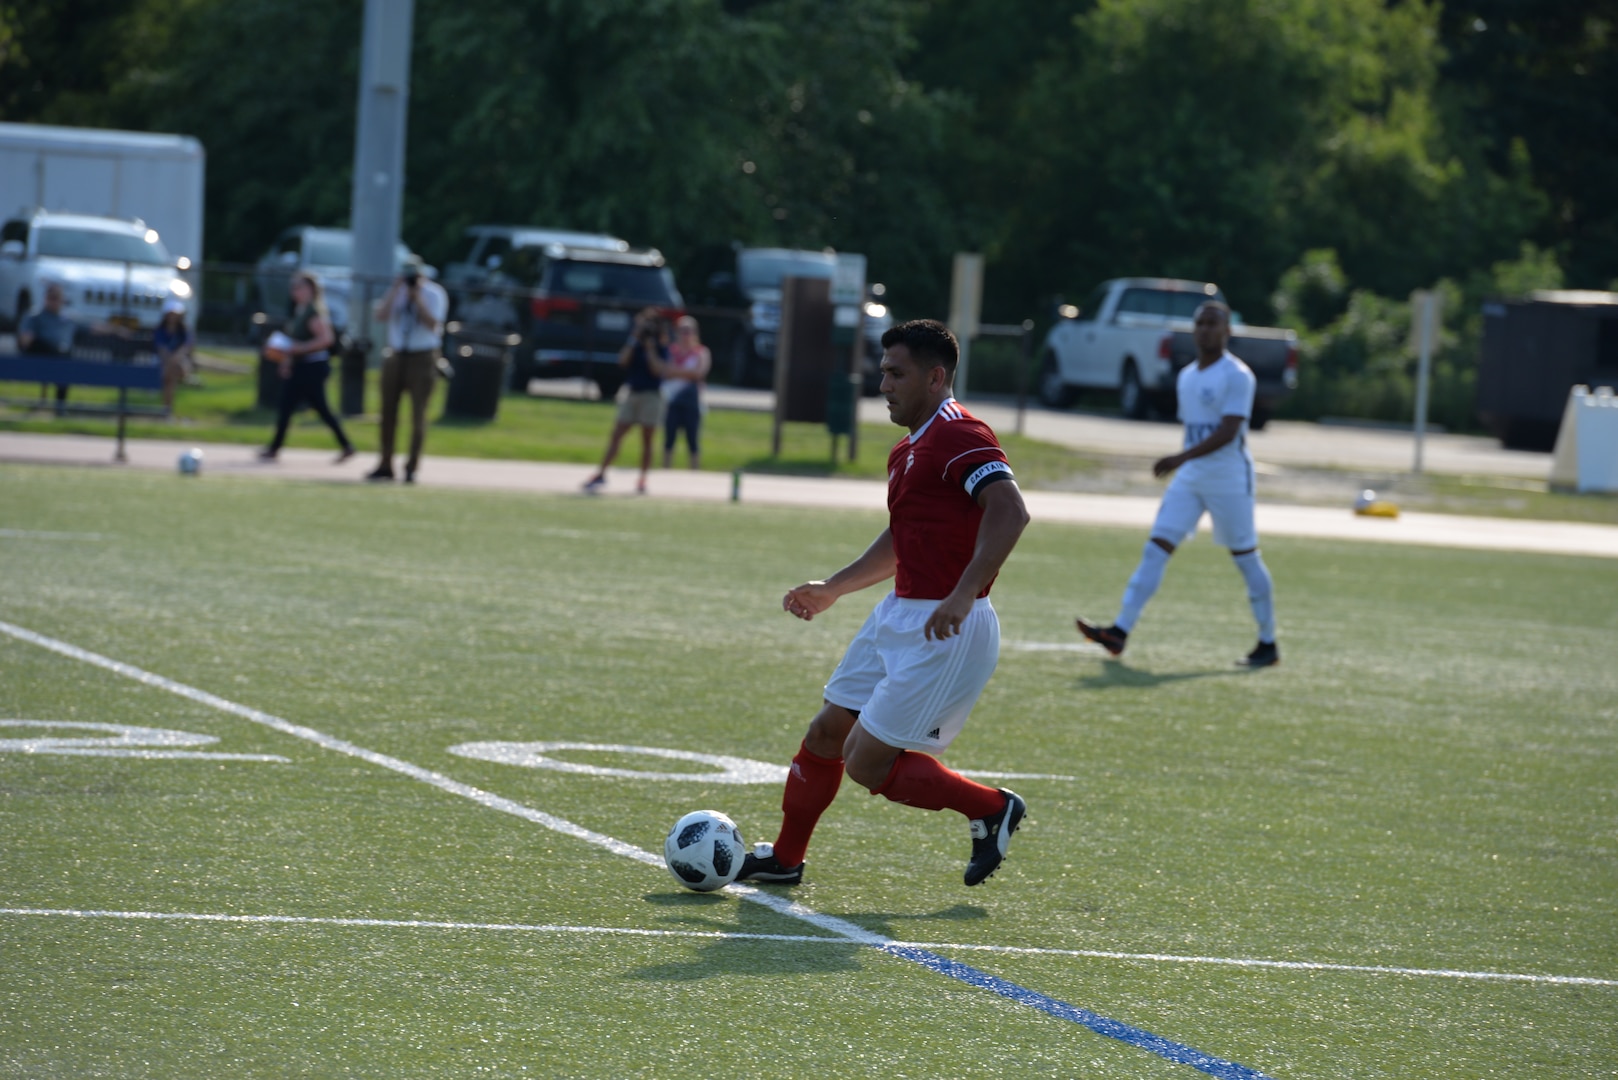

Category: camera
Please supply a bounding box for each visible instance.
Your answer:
[402,270,420,288]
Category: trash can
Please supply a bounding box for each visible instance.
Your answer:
[825,371,857,437]
[256,353,283,411]
[339,336,369,417]
[442,344,507,421]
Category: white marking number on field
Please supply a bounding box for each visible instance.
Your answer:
[447,740,1077,784]
[0,720,290,762]
[447,741,788,784]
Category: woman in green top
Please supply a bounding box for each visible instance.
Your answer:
[260,271,356,462]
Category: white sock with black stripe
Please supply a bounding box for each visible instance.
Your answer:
[1116,541,1171,633]
[1232,549,1276,643]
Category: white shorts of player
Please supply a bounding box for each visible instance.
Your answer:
[824,592,1000,753]
[1151,474,1259,551]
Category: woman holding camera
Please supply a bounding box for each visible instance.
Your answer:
[661,315,711,470]
[260,270,356,462]
[583,308,668,495]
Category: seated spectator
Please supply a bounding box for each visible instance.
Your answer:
[153,298,195,415]
[17,283,76,413]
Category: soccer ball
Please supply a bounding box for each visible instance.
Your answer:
[663,810,745,892]
[178,448,203,476]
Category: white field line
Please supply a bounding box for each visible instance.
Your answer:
[0,529,106,541]
[1004,640,1106,654]
[910,942,1618,988]
[0,618,883,946]
[21,749,291,761]
[0,906,840,944]
[3,618,1612,988]
[3,906,1612,989]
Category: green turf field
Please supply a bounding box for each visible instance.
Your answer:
[2,463,1614,1078]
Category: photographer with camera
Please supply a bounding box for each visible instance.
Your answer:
[367,259,448,484]
[582,307,669,495]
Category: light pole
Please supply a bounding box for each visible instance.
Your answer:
[347,0,416,411]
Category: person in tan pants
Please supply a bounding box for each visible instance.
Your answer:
[368,265,447,484]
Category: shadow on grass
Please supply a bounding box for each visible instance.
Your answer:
[432,414,499,431]
[839,903,990,942]
[739,455,864,478]
[1074,659,1246,691]
[628,889,865,980]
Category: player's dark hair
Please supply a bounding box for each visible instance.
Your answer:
[881,318,959,376]
[1195,300,1232,325]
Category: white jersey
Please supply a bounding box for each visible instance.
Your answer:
[1174,351,1256,491]
[383,277,448,353]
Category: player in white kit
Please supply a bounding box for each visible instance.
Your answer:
[1075,301,1279,667]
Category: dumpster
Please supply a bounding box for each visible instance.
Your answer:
[1477,290,1618,449]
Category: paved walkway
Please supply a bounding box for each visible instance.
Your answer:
[4,431,1616,560]
[571,381,1556,480]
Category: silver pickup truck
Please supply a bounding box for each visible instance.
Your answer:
[1037,277,1297,426]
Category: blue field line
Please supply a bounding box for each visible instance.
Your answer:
[885,945,1274,1080]
[2,617,1270,1077]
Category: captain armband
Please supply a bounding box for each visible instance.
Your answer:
[962,459,1014,499]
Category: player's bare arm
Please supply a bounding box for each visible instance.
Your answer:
[783,529,898,621]
[1153,414,1245,478]
[924,480,1030,641]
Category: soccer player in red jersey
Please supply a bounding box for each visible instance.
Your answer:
[736,319,1031,888]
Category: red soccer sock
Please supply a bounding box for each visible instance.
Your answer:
[873,750,1006,820]
[772,741,845,867]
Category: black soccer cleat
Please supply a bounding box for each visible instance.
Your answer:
[1239,640,1280,668]
[734,842,804,886]
[1076,618,1127,656]
[965,789,1026,886]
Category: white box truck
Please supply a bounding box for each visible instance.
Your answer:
[0,122,205,267]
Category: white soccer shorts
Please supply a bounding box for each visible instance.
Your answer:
[1150,477,1259,551]
[823,592,1000,753]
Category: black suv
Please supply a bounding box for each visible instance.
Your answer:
[453,243,683,398]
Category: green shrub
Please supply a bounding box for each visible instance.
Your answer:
[1272,244,1565,432]
[960,335,1037,396]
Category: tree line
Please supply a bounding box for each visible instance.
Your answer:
[3,0,1614,426]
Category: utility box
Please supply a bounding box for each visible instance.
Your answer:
[773,275,863,459]
[774,275,837,424]
[1477,291,1618,450]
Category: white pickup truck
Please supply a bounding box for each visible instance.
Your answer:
[1036,277,1297,426]
[0,209,192,333]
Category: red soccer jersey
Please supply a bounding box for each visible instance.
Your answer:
[886,399,1015,599]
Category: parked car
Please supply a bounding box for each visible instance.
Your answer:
[253,225,430,333]
[460,243,683,398]
[443,223,631,320]
[1036,277,1296,424]
[699,246,892,393]
[0,209,191,333]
